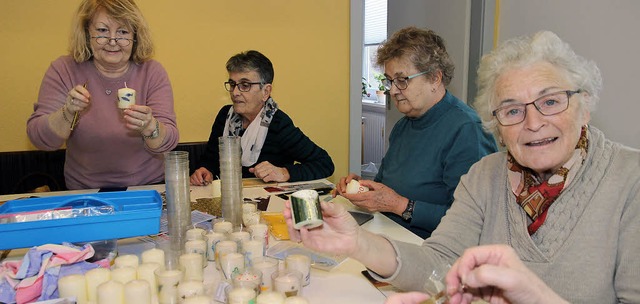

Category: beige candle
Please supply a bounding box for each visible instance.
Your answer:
[230,231,251,252]
[249,223,269,248]
[213,221,233,234]
[285,254,311,286]
[183,295,211,304]
[242,210,261,227]
[185,239,207,267]
[205,231,226,261]
[137,263,160,291]
[242,239,264,260]
[177,280,205,300]
[186,228,206,241]
[220,252,245,280]
[179,253,204,281]
[212,179,222,198]
[155,268,183,304]
[58,274,88,304]
[111,267,137,284]
[141,248,165,267]
[256,291,286,304]
[117,86,136,109]
[284,296,310,304]
[124,280,151,304]
[114,254,139,270]
[232,268,262,293]
[251,256,278,292]
[97,280,125,304]
[242,202,257,214]
[85,267,110,303]
[215,240,238,270]
[272,269,302,297]
[227,286,256,304]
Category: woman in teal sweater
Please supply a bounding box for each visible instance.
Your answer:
[336,27,497,238]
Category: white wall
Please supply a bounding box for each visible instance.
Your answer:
[499,0,640,148]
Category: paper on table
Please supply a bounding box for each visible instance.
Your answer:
[267,242,346,271]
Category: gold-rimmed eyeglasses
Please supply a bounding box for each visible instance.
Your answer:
[224,81,264,92]
[381,71,429,91]
[492,89,582,126]
[91,36,135,47]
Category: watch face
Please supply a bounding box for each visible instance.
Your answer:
[402,212,411,221]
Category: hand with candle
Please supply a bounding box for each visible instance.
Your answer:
[338,177,410,215]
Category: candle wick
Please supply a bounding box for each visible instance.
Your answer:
[124,82,128,88]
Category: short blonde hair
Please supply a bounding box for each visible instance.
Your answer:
[474,31,602,137]
[69,0,154,64]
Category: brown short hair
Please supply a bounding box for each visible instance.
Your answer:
[376,27,454,86]
[69,0,154,64]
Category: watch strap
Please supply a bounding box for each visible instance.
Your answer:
[142,119,160,139]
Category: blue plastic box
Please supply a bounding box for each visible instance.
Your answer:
[0,190,162,250]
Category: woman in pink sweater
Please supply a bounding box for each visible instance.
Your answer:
[27,0,178,189]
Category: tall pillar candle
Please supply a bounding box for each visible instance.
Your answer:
[219,136,243,226]
[58,274,88,304]
[124,280,151,304]
[164,151,191,253]
[97,280,125,304]
[85,267,110,303]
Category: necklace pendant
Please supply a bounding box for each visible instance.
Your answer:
[105,89,112,95]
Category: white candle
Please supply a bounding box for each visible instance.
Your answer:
[233,268,262,292]
[220,252,245,280]
[212,179,222,198]
[179,253,204,281]
[177,280,205,300]
[285,254,311,286]
[242,211,261,227]
[155,268,183,304]
[242,240,264,260]
[345,179,369,194]
[272,270,302,297]
[215,240,238,270]
[97,280,124,304]
[242,203,257,213]
[111,267,137,284]
[141,248,165,267]
[284,296,310,304]
[58,274,88,304]
[230,231,251,251]
[114,254,139,270]
[85,267,110,303]
[183,295,212,304]
[213,221,233,234]
[136,263,161,294]
[124,280,151,304]
[117,87,136,109]
[205,231,226,261]
[227,286,256,304]
[251,256,278,292]
[186,228,206,241]
[256,291,286,304]
[249,223,269,248]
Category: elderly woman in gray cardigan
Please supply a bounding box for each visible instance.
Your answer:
[285,30,640,304]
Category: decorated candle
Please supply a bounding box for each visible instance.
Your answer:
[242,239,264,260]
[155,268,183,304]
[220,252,245,280]
[124,280,151,304]
[272,269,302,297]
[114,254,139,270]
[285,254,311,286]
[58,274,88,304]
[232,267,262,294]
[117,85,136,109]
[251,256,278,292]
[179,253,204,281]
[249,223,269,248]
[185,239,207,267]
[111,267,137,284]
[215,240,238,270]
[97,280,125,304]
[141,248,165,267]
[345,179,369,194]
[177,280,205,300]
[85,267,111,303]
[205,231,226,261]
[230,230,251,252]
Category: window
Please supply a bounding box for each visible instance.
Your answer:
[363,0,387,101]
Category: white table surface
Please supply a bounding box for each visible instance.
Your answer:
[0,180,424,304]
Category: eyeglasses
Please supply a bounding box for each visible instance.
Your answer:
[224,81,264,92]
[91,36,135,47]
[381,71,429,91]
[492,89,582,126]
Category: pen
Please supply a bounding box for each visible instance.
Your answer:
[70,82,87,131]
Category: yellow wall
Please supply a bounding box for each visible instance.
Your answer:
[0,0,350,182]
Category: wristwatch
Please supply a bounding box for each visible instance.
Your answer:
[143,119,160,140]
[401,199,416,221]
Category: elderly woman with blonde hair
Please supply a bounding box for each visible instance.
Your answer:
[286,30,640,304]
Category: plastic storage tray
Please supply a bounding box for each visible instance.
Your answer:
[0,190,162,250]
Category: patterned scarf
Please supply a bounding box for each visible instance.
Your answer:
[222,97,278,166]
[507,126,589,235]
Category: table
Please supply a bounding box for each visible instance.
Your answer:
[0,180,424,304]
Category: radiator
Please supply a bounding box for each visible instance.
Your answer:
[362,107,385,165]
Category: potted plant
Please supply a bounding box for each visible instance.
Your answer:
[373,73,388,103]
[361,77,371,98]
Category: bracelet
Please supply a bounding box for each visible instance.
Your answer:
[142,119,160,140]
[61,104,73,125]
